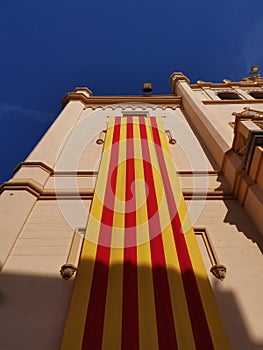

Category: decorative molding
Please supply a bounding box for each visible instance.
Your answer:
[183,191,234,200]
[96,130,106,144]
[40,190,233,201]
[203,99,263,105]
[60,264,77,280]
[95,105,178,110]
[232,107,263,119]
[60,227,85,280]
[0,171,233,201]
[39,190,94,200]
[212,88,239,93]
[62,93,181,109]
[191,81,263,89]
[52,170,219,176]
[210,264,227,281]
[242,76,263,84]
[0,179,43,198]
[53,170,98,176]
[177,170,221,175]
[194,227,227,281]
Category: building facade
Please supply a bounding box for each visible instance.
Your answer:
[0,72,263,349]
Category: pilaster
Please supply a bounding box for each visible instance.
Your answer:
[170,72,230,168]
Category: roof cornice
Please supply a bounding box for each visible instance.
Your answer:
[191,82,263,89]
[62,93,181,108]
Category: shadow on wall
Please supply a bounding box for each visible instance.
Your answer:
[214,173,263,253]
[212,277,263,350]
[0,272,75,349]
[0,261,263,349]
[223,199,263,253]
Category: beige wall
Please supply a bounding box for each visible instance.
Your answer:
[0,198,91,349]
[0,84,263,349]
[190,199,263,349]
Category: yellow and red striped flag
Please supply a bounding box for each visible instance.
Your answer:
[61,116,229,350]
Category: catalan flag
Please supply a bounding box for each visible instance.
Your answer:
[61,116,229,350]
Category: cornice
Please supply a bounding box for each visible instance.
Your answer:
[62,93,181,108]
[0,179,233,200]
[183,191,235,200]
[0,179,94,199]
[0,179,43,198]
[191,82,263,89]
[53,170,98,176]
[39,190,94,200]
[13,161,54,175]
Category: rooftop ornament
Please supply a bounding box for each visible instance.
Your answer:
[142,82,152,96]
[250,65,260,77]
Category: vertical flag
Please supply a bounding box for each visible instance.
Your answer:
[61,117,229,350]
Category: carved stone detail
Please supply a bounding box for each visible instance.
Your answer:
[233,107,263,119]
[210,264,227,281]
[60,264,77,280]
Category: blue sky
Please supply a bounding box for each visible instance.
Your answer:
[0,0,263,183]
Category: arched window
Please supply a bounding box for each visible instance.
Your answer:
[217,92,241,100]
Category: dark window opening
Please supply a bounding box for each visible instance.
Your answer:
[217,92,241,100]
[249,92,263,99]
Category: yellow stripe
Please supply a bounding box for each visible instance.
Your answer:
[85,117,116,243]
[102,118,126,350]
[134,117,159,350]
[60,241,97,350]
[156,118,230,349]
[147,117,196,349]
[61,118,116,350]
[184,228,230,349]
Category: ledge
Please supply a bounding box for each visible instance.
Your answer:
[0,179,94,199]
[0,181,233,200]
[39,190,94,200]
[0,179,43,198]
[203,99,263,105]
[183,190,234,200]
[53,170,98,176]
[14,161,54,175]
[191,81,263,89]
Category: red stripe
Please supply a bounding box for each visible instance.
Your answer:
[150,118,214,350]
[121,117,139,350]
[139,117,178,350]
[81,117,121,350]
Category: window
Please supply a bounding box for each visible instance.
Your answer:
[217,92,241,100]
[249,92,263,99]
